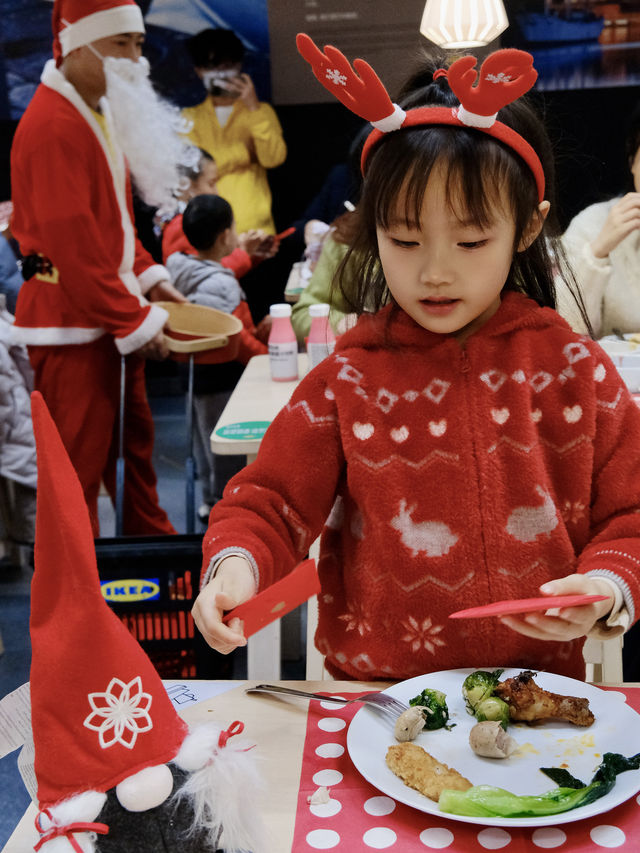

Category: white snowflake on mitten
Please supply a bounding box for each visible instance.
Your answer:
[400,615,446,654]
[325,68,348,86]
[486,72,512,84]
[84,676,153,749]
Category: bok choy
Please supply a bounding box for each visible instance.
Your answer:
[439,752,640,818]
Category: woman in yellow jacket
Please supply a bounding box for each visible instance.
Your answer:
[183,29,287,235]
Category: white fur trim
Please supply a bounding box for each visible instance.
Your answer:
[41,62,135,281]
[115,303,168,355]
[36,791,107,853]
[9,325,105,346]
[137,264,170,295]
[119,270,144,302]
[456,105,498,129]
[371,104,406,133]
[59,7,144,57]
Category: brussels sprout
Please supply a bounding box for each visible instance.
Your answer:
[475,696,511,730]
[409,688,452,730]
[461,669,504,716]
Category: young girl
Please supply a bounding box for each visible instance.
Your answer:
[161,147,275,274]
[192,40,640,682]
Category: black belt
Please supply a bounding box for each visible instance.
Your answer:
[21,253,57,280]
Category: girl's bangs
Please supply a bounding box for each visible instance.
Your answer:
[368,127,522,232]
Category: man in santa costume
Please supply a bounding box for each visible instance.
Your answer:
[28,390,266,852]
[10,0,191,535]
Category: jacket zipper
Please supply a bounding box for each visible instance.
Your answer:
[460,346,491,600]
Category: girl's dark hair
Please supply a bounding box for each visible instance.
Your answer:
[336,54,591,334]
[182,194,233,251]
[178,147,214,184]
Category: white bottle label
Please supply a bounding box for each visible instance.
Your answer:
[307,340,336,369]
[269,341,298,380]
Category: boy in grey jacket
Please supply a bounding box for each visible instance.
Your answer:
[166,195,267,520]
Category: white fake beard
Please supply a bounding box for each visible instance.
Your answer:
[103,56,195,216]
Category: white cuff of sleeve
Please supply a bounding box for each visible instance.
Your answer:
[584,242,611,271]
[585,575,629,639]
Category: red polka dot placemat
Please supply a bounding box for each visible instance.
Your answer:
[292,688,640,851]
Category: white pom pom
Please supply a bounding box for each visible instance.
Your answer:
[115,764,173,812]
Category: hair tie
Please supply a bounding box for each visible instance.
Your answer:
[433,68,448,80]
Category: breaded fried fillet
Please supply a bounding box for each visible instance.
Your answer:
[386,742,473,802]
[494,670,594,727]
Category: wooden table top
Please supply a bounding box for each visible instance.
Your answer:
[3,679,638,853]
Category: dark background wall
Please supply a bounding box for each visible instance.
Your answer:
[2,84,636,234]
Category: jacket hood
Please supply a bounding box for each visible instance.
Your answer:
[335,291,573,355]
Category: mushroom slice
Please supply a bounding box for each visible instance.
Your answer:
[469,720,518,758]
[394,706,428,742]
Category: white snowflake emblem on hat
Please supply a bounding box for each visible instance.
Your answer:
[325,68,347,86]
[84,676,153,749]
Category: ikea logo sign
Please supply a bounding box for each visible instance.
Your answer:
[101,578,161,603]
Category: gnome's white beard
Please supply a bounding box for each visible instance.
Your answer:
[173,724,268,853]
[103,56,194,216]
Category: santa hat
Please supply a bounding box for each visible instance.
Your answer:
[296,35,545,202]
[52,0,144,66]
[29,391,188,809]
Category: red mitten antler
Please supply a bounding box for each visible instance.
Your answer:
[447,49,538,118]
[296,33,396,124]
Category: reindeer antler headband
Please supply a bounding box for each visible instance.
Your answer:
[296,34,545,202]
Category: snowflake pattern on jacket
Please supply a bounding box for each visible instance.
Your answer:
[203,292,640,681]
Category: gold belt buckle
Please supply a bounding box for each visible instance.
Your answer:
[34,255,59,284]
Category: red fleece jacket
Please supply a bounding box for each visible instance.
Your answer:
[202,292,640,681]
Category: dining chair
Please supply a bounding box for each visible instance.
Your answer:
[305,538,333,680]
[583,634,624,683]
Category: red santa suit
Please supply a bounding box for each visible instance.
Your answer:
[11,59,175,535]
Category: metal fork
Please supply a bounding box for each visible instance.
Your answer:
[245,684,409,721]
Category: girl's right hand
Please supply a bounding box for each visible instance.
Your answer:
[192,556,257,654]
[591,192,640,258]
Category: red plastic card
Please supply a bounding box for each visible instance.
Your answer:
[449,594,609,619]
[275,226,296,240]
[222,558,320,638]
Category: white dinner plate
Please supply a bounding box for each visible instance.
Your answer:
[346,668,640,827]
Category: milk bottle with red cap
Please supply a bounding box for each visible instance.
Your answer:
[307,303,336,369]
[268,303,299,381]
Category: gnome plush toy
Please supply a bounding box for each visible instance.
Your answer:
[28,391,265,853]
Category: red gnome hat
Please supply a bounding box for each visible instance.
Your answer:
[29,391,188,809]
[52,0,144,66]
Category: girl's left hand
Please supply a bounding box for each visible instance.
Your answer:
[499,574,614,642]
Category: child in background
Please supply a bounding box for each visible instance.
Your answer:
[161,147,277,277]
[192,42,640,681]
[166,194,267,520]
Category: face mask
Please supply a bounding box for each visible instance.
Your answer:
[201,69,239,97]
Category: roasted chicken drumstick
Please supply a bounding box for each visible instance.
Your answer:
[494,670,594,727]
